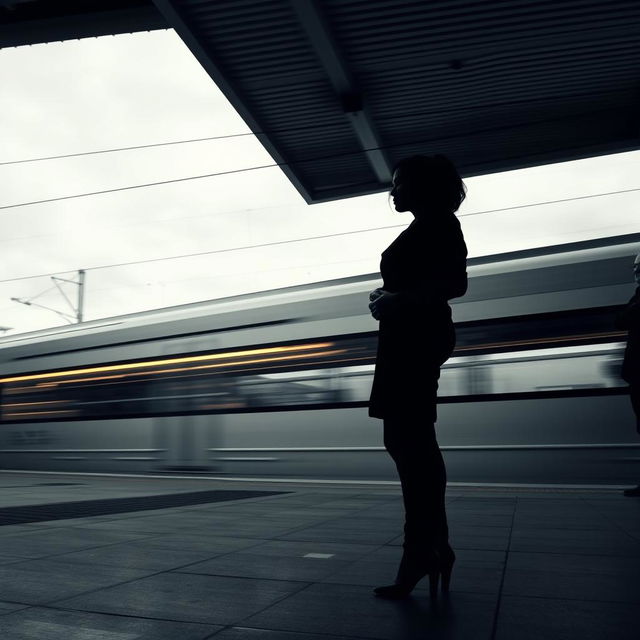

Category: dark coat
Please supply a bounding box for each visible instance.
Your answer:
[368,214,467,420]
[617,286,640,385]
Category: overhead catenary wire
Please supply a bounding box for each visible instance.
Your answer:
[0,162,279,212]
[0,103,628,213]
[1,182,639,285]
[0,225,402,284]
[0,132,256,166]
[1,155,638,215]
[0,87,625,167]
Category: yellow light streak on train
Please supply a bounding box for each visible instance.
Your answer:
[2,400,67,407]
[28,349,347,386]
[0,342,335,384]
[453,331,626,353]
[2,410,78,418]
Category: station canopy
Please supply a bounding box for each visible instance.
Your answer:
[2,0,640,203]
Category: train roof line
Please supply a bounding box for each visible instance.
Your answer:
[1,232,638,345]
[95,231,640,314]
[466,232,640,266]
[102,230,640,311]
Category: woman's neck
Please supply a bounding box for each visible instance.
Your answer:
[411,206,451,221]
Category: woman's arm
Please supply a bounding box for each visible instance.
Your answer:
[368,220,467,322]
[369,264,467,321]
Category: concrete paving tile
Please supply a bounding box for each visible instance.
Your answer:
[378,528,511,553]
[23,514,128,527]
[180,515,295,528]
[514,505,605,516]
[0,606,222,639]
[311,500,390,510]
[0,553,28,565]
[0,529,153,559]
[516,497,590,506]
[449,499,516,512]
[321,547,505,595]
[70,516,195,533]
[0,559,156,604]
[232,508,355,518]
[178,551,351,582]
[215,627,365,640]
[354,507,403,517]
[0,601,30,614]
[56,572,307,625]
[139,533,267,553]
[495,596,640,640]
[511,516,615,531]
[242,540,378,561]
[0,525,49,537]
[243,583,496,640]
[509,528,640,556]
[277,525,397,545]
[1,474,638,640]
[503,551,640,603]
[448,514,514,528]
[68,520,187,534]
[47,540,228,571]
[316,521,399,534]
[449,527,511,552]
[179,521,301,538]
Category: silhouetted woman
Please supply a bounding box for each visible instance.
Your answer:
[368,155,467,599]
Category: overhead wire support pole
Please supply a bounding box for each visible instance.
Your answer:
[11,269,86,324]
[77,269,85,323]
[51,269,85,323]
[10,298,75,324]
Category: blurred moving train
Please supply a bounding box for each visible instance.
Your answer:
[1,233,639,486]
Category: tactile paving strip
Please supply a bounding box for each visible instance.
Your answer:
[0,489,288,526]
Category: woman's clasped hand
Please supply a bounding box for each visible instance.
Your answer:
[368,288,397,321]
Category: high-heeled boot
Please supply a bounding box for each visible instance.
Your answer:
[374,549,443,599]
[437,543,455,594]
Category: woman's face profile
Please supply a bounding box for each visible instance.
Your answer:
[390,169,411,212]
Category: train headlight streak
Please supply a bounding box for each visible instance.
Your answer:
[36,349,347,386]
[0,342,335,384]
[2,410,78,418]
[453,331,626,352]
[5,350,359,397]
[2,400,67,407]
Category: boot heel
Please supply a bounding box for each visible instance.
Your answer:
[441,564,452,593]
[428,570,440,599]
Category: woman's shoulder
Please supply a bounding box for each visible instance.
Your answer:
[414,213,464,239]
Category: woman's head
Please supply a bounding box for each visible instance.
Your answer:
[390,155,466,215]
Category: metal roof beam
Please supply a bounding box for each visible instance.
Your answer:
[152,0,315,203]
[290,0,392,185]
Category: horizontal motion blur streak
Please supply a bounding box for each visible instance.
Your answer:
[0,342,335,384]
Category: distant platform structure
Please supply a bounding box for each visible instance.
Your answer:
[0,1,166,48]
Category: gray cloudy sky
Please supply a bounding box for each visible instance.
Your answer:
[0,29,638,335]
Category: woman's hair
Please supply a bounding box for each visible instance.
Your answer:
[393,154,466,213]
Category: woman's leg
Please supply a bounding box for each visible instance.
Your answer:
[383,412,449,554]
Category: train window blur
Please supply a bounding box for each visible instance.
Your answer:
[237,344,627,403]
[0,332,627,423]
[0,336,375,422]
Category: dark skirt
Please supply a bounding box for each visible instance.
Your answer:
[369,318,455,421]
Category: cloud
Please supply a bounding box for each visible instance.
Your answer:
[1,30,639,335]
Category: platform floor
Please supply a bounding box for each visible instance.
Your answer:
[0,472,639,640]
